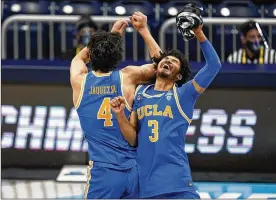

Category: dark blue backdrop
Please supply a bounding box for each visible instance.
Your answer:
[2,60,276,88]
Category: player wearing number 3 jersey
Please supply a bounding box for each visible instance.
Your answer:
[111,12,222,198]
[70,14,161,199]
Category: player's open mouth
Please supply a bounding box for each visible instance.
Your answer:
[162,63,172,71]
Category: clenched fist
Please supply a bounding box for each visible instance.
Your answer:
[111,19,129,35]
[129,11,147,32]
[110,96,126,115]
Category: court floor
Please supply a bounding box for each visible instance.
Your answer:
[2,180,276,199]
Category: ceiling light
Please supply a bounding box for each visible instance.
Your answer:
[11,4,21,12]
[220,7,230,17]
[63,5,73,14]
[115,6,126,15]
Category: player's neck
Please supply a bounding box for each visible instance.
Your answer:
[154,78,174,91]
[93,70,112,75]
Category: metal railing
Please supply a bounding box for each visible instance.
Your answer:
[1,15,150,61]
[159,18,276,62]
[2,15,276,62]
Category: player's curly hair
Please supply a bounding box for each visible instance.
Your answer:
[87,31,123,72]
[152,49,192,86]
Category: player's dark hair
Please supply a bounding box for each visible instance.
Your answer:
[87,31,123,72]
[152,49,192,86]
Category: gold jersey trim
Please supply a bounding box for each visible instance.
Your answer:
[75,74,87,109]
[173,85,192,124]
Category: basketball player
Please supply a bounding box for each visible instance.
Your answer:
[70,13,161,199]
[110,5,221,199]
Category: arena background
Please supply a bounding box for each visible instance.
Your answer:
[1,0,276,199]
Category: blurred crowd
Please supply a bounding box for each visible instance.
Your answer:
[67,15,276,64]
[2,0,276,64]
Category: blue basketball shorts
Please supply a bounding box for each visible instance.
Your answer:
[83,161,138,199]
[147,190,200,199]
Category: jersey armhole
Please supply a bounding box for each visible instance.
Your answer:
[75,74,87,110]
[173,85,192,124]
[134,85,143,98]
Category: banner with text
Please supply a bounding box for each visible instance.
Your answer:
[2,84,276,172]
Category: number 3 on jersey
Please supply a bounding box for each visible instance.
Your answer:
[97,98,113,126]
[148,120,159,142]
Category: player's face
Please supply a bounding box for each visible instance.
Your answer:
[157,56,181,80]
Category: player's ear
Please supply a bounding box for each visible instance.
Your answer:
[177,74,182,81]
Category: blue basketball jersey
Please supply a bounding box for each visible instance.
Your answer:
[76,70,136,170]
[133,81,200,198]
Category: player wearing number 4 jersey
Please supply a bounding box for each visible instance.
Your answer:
[70,13,161,199]
[111,4,222,199]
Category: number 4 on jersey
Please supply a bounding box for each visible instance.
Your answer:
[97,97,113,127]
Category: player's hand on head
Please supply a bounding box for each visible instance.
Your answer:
[110,96,126,114]
[111,19,129,35]
[129,11,147,31]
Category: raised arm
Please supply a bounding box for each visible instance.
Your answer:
[130,11,161,59]
[122,11,162,85]
[192,25,222,93]
[110,97,138,147]
[70,47,90,106]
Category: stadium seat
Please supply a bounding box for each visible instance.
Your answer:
[2,1,8,20]
[211,1,261,61]
[161,0,207,19]
[5,0,51,15]
[264,3,276,17]
[4,1,51,59]
[108,1,154,18]
[55,0,102,15]
[54,1,102,59]
[263,3,276,50]
[213,0,261,17]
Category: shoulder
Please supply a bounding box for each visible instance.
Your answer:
[176,80,201,98]
[177,80,193,90]
[120,65,139,75]
[121,64,155,75]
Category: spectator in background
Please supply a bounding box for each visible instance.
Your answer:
[227,20,276,64]
[62,15,98,60]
